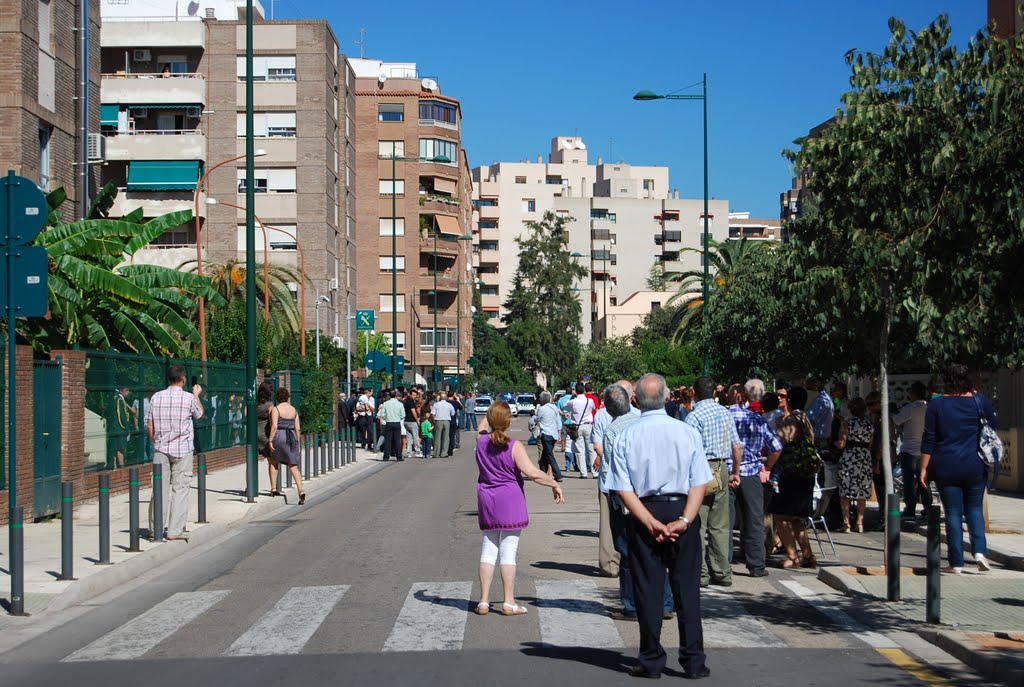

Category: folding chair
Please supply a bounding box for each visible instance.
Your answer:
[807,485,837,557]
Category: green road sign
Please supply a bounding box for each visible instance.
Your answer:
[394,356,405,376]
[0,246,48,317]
[0,173,48,246]
[467,356,478,369]
[356,309,375,331]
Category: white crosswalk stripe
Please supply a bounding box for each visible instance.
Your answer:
[702,588,786,647]
[534,579,624,649]
[63,590,231,662]
[225,585,350,657]
[779,580,898,649]
[383,581,473,652]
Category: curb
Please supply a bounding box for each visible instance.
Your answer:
[916,628,1024,687]
[816,564,873,598]
[43,458,383,615]
[908,523,1024,572]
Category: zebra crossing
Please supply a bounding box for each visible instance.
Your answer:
[60,578,861,663]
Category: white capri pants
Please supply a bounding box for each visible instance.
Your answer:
[480,529,522,566]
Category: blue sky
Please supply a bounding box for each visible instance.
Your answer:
[273,0,987,218]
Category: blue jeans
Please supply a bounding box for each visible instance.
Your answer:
[610,495,674,615]
[937,476,987,567]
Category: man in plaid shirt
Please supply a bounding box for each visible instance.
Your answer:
[146,365,204,540]
[726,384,783,577]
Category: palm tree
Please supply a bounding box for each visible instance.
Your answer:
[18,184,226,356]
[664,238,771,344]
[179,258,305,348]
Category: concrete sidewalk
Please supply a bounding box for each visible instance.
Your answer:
[817,489,1024,686]
[0,443,385,621]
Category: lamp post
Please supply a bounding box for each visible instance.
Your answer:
[192,149,266,361]
[634,74,710,376]
[315,290,330,366]
[244,0,257,503]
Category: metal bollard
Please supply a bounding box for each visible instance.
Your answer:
[98,473,112,565]
[286,459,293,489]
[197,454,208,524]
[128,467,141,552]
[342,427,350,465]
[59,481,75,580]
[926,504,942,623]
[275,460,283,492]
[350,427,357,463]
[886,492,900,602]
[9,506,26,615]
[331,430,338,470]
[304,434,311,480]
[311,434,319,478]
[321,432,328,473]
[152,463,164,542]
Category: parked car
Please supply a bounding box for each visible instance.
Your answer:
[516,394,537,415]
[474,396,493,414]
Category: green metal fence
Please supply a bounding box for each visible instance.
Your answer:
[0,341,5,491]
[83,350,250,472]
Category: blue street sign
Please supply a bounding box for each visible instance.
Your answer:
[0,173,48,246]
[0,246,48,317]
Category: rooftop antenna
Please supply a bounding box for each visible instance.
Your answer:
[609,137,614,163]
[270,0,275,20]
[355,27,368,59]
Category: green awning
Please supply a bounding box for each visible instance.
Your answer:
[127,161,202,191]
[126,103,202,110]
[100,104,119,126]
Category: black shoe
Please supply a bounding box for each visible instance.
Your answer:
[609,609,638,621]
[662,611,675,620]
[628,665,661,679]
[396,457,405,462]
[749,569,768,578]
[681,666,711,680]
[382,456,389,461]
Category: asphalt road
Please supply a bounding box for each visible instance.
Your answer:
[0,419,996,686]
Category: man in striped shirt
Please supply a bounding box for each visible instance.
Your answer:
[146,365,204,540]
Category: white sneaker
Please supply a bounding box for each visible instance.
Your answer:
[976,554,992,572]
[942,566,964,575]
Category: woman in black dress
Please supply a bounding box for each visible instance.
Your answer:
[766,386,819,568]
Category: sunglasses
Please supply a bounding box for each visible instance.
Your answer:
[778,393,789,398]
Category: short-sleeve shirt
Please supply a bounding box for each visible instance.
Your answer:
[727,405,783,476]
[403,397,419,422]
[605,409,712,497]
[146,386,203,458]
[685,399,741,461]
[432,399,456,422]
[598,412,640,493]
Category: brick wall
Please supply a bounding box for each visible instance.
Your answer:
[0,345,36,525]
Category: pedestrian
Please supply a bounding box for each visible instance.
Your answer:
[605,373,711,680]
[449,391,464,453]
[355,388,375,451]
[685,376,743,588]
[268,386,305,504]
[557,388,575,469]
[745,378,766,415]
[464,392,478,431]
[145,365,204,541]
[380,389,406,462]
[568,382,596,477]
[256,381,276,494]
[420,414,434,458]
[678,386,695,421]
[725,384,782,578]
[836,397,873,532]
[474,400,565,616]
[592,379,639,579]
[432,392,456,458]
[920,363,996,574]
[533,391,563,482]
[403,388,421,458]
[762,390,785,432]
[893,381,931,519]
[766,386,819,569]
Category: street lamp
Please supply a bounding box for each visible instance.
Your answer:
[634,73,711,376]
[315,291,330,367]
[192,148,266,361]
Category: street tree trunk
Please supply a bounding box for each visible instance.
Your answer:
[879,302,894,497]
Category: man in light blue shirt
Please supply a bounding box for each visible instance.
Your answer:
[806,377,835,449]
[606,373,711,680]
[534,391,563,481]
[556,388,575,470]
[592,379,640,578]
[431,395,455,459]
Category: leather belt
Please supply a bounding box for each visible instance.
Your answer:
[640,494,686,503]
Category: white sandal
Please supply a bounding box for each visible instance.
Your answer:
[501,602,528,616]
[474,602,490,615]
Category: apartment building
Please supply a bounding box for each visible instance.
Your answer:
[350,59,474,388]
[472,136,729,344]
[0,0,101,214]
[98,0,355,346]
[728,212,782,242]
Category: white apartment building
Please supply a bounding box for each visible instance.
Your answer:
[472,136,729,344]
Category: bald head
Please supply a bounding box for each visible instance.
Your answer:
[614,379,635,397]
[635,373,668,411]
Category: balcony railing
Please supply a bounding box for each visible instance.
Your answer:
[418,118,459,131]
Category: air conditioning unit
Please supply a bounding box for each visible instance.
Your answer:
[132,49,151,62]
[186,106,202,118]
[133,107,148,118]
[328,277,339,291]
[331,336,344,348]
[87,133,105,161]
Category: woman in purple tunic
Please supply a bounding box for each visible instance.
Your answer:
[475,401,564,616]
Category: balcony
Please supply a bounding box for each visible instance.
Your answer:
[101,20,206,49]
[479,249,500,263]
[419,196,462,215]
[419,268,458,291]
[418,118,459,132]
[478,205,500,221]
[591,229,611,241]
[105,130,206,162]
[662,260,683,272]
[419,232,461,255]
[110,189,201,219]
[478,227,500,242]
[479,271,500,286]
[101,73,205,106]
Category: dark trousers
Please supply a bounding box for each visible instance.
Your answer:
[629,498,706,676]
[611,495,672,615]
[538,434,562,480]
[729,474,767,572]
[448,421,459,454]
[356,416,372,449]
[383,422,402,460]
[899,452,932,515]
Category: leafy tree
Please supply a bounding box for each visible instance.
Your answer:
[471,315,533,392]
[356,330,393,385]
[783,15,1024,493]
[17,183,224,356]
[502,211,588,387]
[665,238,770,344]
[578,338,645,388]
[646,262,667,291]
[629,305,704,386]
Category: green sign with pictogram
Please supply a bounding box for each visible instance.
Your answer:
[356,309,375,331]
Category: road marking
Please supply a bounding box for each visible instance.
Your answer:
[225,585,350,656]
[383,581,473,652]
[702,588,786,647]
[63,590,230,662]
[534,580,623,649]
[779,580,898,649]
[876,647,957,686]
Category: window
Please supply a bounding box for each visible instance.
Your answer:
[380,294,406,312]
[379,217,405,236]
[478,221,497,229]
[237,112,297,138]
[479,241,499,251]
[474,197,498,208]
[591,209,617,222]
[37,125,52,190]
[236,56,296,82]
[419,100,457,125]
[480,285,499,296]
[419,138,457,163]
[643,179,655,191]
[419,328,457,352]
[379,179,405,195]
[485,309,500,320]
[662,211,680,221]
[236,224,297,251]
[378,103,404,122]
[237,169,296,193]
[522,199,536,213]
[379,255,406,272]
[514,176,527,184]
[378,140,405,158]
[38,0,53,54]
[651,302,662,311]
[151,222,196,246]
[382,332,406,352]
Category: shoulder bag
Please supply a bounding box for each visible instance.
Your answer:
[704,430,729,495]
[972,394,1002,467]
[566,399,591,442]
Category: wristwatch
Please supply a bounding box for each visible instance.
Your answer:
[677,516,690,526]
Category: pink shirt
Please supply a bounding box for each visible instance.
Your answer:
[146,386,203,458]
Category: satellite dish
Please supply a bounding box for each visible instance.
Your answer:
[576,140,587,150]
[378,74,387,84]
[562,139,576,150]
[187,1,199,16]
[421,78,438,91]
